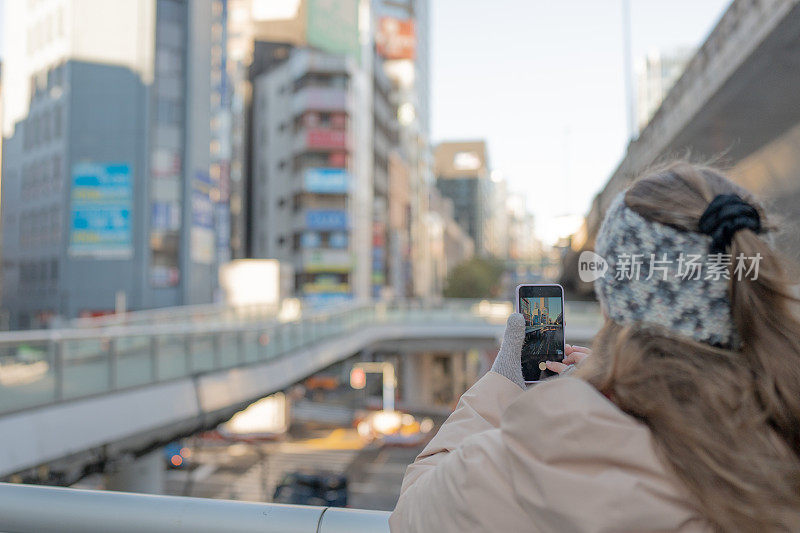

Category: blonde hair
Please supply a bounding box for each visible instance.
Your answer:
[579,162,800,531]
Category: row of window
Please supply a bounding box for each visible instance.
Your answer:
[19,258,58,285]
[19,207,62,249]
[23,104,63,150]
[21,154,63,200]
[29,62,65,102]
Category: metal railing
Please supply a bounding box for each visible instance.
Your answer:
[0,482,390,533]
[0,299,601,417]
[0,299,530,416]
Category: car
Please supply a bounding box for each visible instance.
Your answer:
[272,472,348,507]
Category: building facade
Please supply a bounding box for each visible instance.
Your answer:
[434,140,491,257]
[250,46,395,304]
[1,0,228,328]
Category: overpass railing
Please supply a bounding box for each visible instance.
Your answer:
[0,482,390,533]
[0,300,513,416]
[0,299,601,417]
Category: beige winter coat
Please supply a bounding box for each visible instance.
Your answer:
[390,371,710,532]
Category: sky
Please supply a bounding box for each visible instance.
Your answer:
[431,0,732,244]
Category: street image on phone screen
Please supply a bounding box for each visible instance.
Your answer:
[518,285,565,381]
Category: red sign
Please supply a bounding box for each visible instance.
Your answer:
[328,152,347,167]
[350,367,366,389]
[307,128,347,150]
[376,17,416,60]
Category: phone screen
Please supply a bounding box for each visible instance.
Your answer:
[517,285,565,382]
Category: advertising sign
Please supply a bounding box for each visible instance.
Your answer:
[304,293,353,307]
[329,231,348,249]
[151,201,181,232]
[306,128,347,150]
[376,17,416,60]
[306,0,360,61]
[69,162,133,258]
[191,172,215,265]
[301,232,322,248]
[304,167,349,194]
[303,249,352,273]
[306,209,348,230]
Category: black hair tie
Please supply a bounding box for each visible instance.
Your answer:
[698,194,761,254]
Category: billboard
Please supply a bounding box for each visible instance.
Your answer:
[376,17,416,60]
[306,0,360,61]
[191,172,215,265]
[304,167,349,194]
[302,249,352,273]
[306,128,347,150]
[69,162,133,258]
[306,209,348,230]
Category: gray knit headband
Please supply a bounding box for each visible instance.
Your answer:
[594,192,742,348]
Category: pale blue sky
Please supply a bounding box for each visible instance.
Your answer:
[431,0,732,243]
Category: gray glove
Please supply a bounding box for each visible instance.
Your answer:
[491,313,526,389]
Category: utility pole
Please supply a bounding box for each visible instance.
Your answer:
[622,0,637,140]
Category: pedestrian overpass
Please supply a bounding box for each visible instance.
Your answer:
[0,299,601,483]
[0,298,601,532]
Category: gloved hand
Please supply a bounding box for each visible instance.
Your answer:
[491,313,526,389]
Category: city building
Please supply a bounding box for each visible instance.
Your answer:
[426,187,475,294]
[1,0,229,328]
[434,140,492,256]
[485,171,510,259]
[249,44,397,304]
[635,48,693,131]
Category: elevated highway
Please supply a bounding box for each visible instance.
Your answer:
[563,0,800,295]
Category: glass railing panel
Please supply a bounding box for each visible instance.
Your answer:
[62,337,111,399]
[190,335,215,372]
[155,335,187,381]
[0,340,56,413]
[115,335,153,388]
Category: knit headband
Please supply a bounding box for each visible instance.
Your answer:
[593,192,761,349]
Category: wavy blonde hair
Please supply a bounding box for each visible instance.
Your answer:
[579,162,800,531]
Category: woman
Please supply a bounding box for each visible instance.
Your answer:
[390,162,800,532]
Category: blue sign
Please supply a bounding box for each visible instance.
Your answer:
[305,210,348,230]
[329,231,348,249]
[151,201,180,232]
[69,162,133,258]
[301,232,322,248]
[304,168,349,194]
[304,293,354,308]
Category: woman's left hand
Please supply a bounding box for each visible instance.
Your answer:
[545,344,591,375]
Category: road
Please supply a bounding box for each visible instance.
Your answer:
[162,423,428,511]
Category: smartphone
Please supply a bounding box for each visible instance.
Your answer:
[515,284,566,383]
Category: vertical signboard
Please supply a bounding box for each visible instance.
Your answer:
[375,17,416,60]
[303,167,349,194]
[69,162,133,258]
[306,0,360,61]
[191,172,215,265]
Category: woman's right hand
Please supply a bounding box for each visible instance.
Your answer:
[545,344,591,375]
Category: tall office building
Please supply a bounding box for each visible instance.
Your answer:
[434,140,492,257]
[1,0,229,328]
